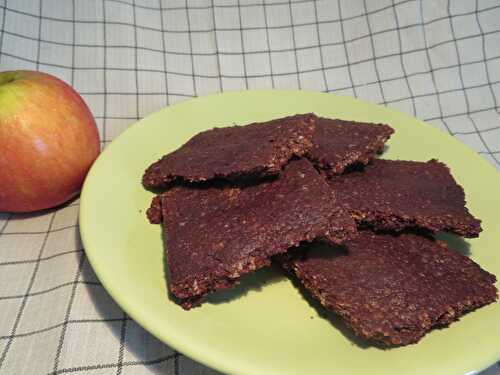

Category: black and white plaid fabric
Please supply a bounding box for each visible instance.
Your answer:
[0,0,499,374]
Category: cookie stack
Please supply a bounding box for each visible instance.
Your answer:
[143,114,497,347]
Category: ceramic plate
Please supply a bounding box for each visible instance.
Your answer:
[80,90,500,375]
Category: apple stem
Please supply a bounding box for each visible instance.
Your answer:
[0,71,18,86]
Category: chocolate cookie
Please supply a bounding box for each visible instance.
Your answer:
[280,231,497,346]
[148,159,356,309]
[329,159,482,237]
[142,113,317,189]
[307,118,394,176]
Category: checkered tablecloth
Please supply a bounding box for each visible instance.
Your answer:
[0,0,499,374]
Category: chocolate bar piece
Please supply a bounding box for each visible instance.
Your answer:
[149,159,356,309]
[281,231,497,346]
[142,113,317,189]
[307,118,394,176]
[329,159,482,237]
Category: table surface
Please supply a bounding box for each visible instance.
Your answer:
[0,0,499,374]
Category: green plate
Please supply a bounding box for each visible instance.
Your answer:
[80,90,500,375]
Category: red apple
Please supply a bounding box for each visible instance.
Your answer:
[0,70,100,212]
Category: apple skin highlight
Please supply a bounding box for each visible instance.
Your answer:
[0,70,100,212]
